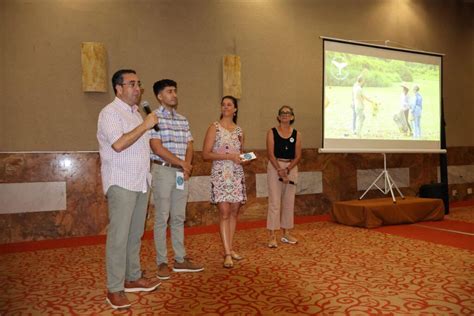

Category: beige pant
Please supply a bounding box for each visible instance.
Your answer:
[266,161,297,230]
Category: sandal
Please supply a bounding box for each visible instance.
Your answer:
[268,235,278,248]
[231,251,243,261]
[223,254,234,268]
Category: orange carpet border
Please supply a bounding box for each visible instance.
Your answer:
[0,215,331,254]
[374,220,474,251]
[450,199,474,208]
[410,219,474,234]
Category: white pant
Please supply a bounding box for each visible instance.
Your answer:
[266,161,297,230]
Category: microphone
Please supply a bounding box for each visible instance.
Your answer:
[141,101,159,131]
[278,178,296,185]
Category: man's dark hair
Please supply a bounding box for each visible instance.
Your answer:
[111,69,136,95]
[153,79,177,96]
[220,95,239,124]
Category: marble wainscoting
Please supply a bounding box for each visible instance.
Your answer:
[0,153,108,244]
[1,147,473,244]
[442,146,474,201]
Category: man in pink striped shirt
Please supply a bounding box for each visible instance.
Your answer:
[97,69,160,310]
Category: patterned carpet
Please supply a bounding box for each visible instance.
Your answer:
[1,207,473,315]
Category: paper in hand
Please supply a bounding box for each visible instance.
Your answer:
[240,152,257,161]
[176,171,185,190]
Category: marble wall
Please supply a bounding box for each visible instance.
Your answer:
[1,147,473,244]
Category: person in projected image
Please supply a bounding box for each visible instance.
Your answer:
[410,84,423,139]
[202,96,247,269]
[399,83,412,136]
[352,75,377,137]
[266,106,302,248]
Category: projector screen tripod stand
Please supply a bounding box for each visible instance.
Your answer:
[359,153,404,203]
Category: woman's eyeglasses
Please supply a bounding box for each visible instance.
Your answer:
[279,111,293,115]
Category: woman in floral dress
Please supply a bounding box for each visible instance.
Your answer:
[202,96,247,268]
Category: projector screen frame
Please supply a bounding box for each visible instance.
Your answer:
[320,36,446,154]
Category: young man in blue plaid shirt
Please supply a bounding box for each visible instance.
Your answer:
[150,79,204,279]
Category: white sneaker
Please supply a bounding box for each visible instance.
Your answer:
[281,235,298,244]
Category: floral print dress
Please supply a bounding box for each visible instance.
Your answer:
[210,122,247,204]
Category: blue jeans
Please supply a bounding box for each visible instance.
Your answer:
[412,114,421,139]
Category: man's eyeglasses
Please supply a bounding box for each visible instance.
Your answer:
[120,81,142,89]
[279,111,293,115]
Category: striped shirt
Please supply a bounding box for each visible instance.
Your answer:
[97,97,151,194]
[150,105,193,162]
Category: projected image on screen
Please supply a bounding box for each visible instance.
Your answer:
[322,39,443,153]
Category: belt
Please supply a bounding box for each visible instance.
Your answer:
[277,158,292,162]
[152,160,183,170]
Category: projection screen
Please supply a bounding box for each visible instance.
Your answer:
[321,37,445,153]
